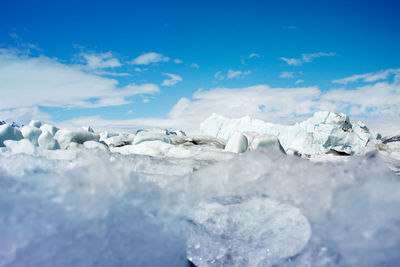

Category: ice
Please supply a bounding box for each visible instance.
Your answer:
[133,130,173,145]
[4,139,36,155]
[0,147,399,266]
[102,134,134,147]
[224,132,248,153]
[20,125,42,146]
[249,134,285,153]
[200,112,379,155]
[186,198,311,266]
[28,120,42,128]
[54,128,100,149]
[0,124,23,146]
[83,140,109,151]
[38,131,60,150]
[40,124,59,135]
[0,112,400,266]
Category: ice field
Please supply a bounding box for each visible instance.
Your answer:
[0,112,399,266]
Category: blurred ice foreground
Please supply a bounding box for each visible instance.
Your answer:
[0,112,399,267]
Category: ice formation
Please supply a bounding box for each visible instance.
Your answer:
[0,113,399,266]
[200,111,379,155]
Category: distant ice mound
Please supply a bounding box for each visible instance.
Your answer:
[200,111,380,155]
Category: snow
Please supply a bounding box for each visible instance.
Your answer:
[200,111,379,155]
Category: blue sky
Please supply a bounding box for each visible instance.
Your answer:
[0,0,399,129]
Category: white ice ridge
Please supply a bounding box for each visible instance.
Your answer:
[200,111,380,155]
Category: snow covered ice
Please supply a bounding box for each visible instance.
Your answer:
[0,112,400,266]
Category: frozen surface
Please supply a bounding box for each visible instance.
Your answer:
[0,113,399,266]
[0,146,400,266]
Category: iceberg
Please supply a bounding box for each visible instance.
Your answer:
[200,111,379,155]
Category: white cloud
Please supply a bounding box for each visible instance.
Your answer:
[161,73,182,86]
[332,68,400,84]
[0,48,159,110]
[129,52,170,65]
[322,82,400,117]
[227,70,251,79]
[190,63,199,69]
[248,53,262,58]
[281,52,335,66]
[173,59,183,64]
[166,81,400,131]
[61,80,400,135]
[295,80,304,84]
[81,52,121,69]
[134,67,148,72]
[214,71,224,80]
[280,71,295,78]
[0,106,51,125]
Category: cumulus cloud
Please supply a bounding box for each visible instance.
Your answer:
[62,79,400,135]
[161,73,182,86]
[322,82,400,116]
[81,52,121,69]
[165,80,400,131]
[173,59,183,64]
[332,68,400,84]
[295,80,304,84]
[281,52,335,66]
[130,52,170,65]
[0,48,159,110]
[0,106,51,125]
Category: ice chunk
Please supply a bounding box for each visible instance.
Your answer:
[28,120,42,128]
[200,112,378,155]
[111,140,193,158]
[186,197,311,266]
[166,129,186,136]
[38,131,60,150]
[20,125,42,146]
[4,139,36,155]
[224,132,248,153]
[82,126,95,133]
[83,141,109,151]
[133,130,172,145]
[40,124,59,135]
[0,124,24,146]
[103,134,134,147]
[249,134,285,154]
[54,129,100,149]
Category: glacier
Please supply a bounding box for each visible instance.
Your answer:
[0,112,399,267]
